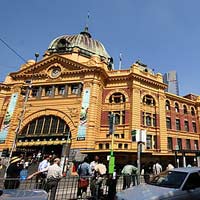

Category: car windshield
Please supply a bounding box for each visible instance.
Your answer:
[149,171,188,189]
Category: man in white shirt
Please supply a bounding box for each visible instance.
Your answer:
[45,158,63,200]
[36,155,50,189]
[153,161,162,175]
[90,155,99,174]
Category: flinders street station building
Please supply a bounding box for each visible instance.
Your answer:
[0,27,200,167]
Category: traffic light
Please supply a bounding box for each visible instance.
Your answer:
[131,130,137,142]
[108,114,114,134]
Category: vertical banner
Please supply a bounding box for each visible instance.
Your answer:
[0,93,18,143]
[77,88,90,141]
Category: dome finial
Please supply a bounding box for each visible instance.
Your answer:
[80,11,91,38]
[85,11,90,32]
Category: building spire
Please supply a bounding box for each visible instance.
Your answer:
[80,11,91,38]
[85,11,90,32]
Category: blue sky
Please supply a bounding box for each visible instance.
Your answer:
[0,0,200,96]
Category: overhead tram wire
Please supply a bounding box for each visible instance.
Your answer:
[0,37,27,63]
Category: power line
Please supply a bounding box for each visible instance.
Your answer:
[0,37,27,62]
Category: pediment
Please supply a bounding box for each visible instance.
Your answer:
[10,55,88,79]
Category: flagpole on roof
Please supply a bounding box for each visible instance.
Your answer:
[119,53,122,70]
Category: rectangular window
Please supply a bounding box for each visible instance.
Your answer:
[186,139,191,149]
[32,87,40,97]
[168,137,173,150]
[146,135,152,149]
[177,138,182,150]
[153,114,156,127]
[45,86,53,96]
[112,111,125,125]
[192,122,197,133]
[115,113,120,125]
[194,140,199,150]
[176,119,181,130]
[146,113,152,126]
[184,121,189,132]
[71,84,79,94]
[166,117,172,129]
[58,85,65,95]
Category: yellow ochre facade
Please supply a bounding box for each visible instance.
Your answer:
[0,28,200,166]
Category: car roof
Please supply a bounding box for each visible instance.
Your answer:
[171,167,200,173]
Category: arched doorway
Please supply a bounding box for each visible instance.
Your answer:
[17,115,71,156]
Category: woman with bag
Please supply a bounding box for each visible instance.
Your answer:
[77,157,92,199]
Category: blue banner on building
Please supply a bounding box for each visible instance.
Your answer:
[77,88,90,140]
[0,93,18,143]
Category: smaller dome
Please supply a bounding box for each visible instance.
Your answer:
[47,28,111,60]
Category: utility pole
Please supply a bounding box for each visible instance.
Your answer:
[6,53,39,170]
[62,132,72,174]
[108,113,115,174]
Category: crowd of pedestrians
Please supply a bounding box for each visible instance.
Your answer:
[1,152,198,200]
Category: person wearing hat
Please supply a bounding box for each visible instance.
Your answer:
[27,158,62,200]
[4,156,23,189]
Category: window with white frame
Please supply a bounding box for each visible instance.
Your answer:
[143,95,155,106]
[166,100,170,110]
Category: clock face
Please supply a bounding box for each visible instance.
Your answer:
[51,67,61,78]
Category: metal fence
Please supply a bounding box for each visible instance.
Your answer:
[0,175,147,200]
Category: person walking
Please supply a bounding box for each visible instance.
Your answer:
[4,156,23,189]
[0,158,6,178]
[45,158,63,200]
[90,155,99,175]
[36,155,50,189]
[121,161,138,189]
[77,157,91,199]
[28,157,63,200]
[90,159,107,200]
[153,160,162,175]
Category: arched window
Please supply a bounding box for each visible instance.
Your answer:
[191,107,195,116]
[99,144,103,150]
[20,115,70,136]
[166,100,170,110]
[109,92,126,103]
[143,95,155,106]
[105,143,110,149]
[175,103,179,113]
[183,105,187,114]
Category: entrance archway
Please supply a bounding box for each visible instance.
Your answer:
[17,115,71,156]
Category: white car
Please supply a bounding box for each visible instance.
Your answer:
[116,167,200,200]
[0,189,48,200]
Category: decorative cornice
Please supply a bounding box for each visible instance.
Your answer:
[9,54,87,79]
[165,92,196,104]
[0,83,11,89]
[106,71,167,90]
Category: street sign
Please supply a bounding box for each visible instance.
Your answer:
[131,129,146,143]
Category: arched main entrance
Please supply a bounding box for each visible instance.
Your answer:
[17,115,71,156]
